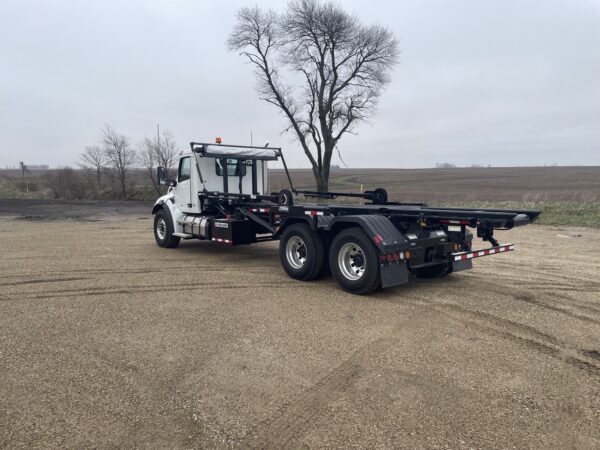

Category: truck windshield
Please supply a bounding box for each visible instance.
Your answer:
[216,158,246,177]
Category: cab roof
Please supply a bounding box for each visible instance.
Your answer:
[190,142,281,161]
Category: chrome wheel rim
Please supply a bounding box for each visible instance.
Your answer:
[286,236,307,269]
[156,217,167,240]
[338,242,366,281]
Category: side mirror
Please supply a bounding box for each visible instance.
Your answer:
[157,166,177,187]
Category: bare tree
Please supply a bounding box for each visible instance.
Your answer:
[138,143,160,194]
[154,130,178,173]
[101,125,135,198]
[137,130,179,194]
[80,145,106,188]
[228,0,399,191]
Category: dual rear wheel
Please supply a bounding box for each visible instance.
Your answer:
[279,224,380,295]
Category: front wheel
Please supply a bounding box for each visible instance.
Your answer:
[279,223,325,281]
[154,208,180,248]
[329,228,380,295]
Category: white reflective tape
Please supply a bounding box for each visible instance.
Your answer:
[452,243,514,262]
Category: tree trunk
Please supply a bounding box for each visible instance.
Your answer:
[313,145,333,192]
[315,171,329,192]
[120,175,127,199]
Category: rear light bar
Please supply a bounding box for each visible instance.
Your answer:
[439,218,474,226]
[452,244,514,261]
[379,250,411,263]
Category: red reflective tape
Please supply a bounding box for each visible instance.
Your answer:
[373,234,383,244]
[453,244,514,261]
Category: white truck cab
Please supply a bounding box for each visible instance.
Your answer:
[152,141,278,246]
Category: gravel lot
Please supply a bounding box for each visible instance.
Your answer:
[1,201,599,449]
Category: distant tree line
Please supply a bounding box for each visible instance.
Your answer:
[435,163,493,169]
[42,125,179,200]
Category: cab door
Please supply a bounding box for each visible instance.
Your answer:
[174,156,193,212]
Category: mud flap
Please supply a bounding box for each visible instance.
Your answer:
[380,262,410,288]
[451,259,473,273]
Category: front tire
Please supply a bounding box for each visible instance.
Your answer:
[329,228,380,295]
[279,223,325,281]
[154,208,180,248]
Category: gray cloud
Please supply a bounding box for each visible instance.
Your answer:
[1,0,599,168]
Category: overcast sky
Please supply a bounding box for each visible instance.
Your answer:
[1,0,599,169]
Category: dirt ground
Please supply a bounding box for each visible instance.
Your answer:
[1,201,599,449]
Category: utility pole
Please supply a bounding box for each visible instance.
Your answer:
[19,161,28,192]
[157,123,160,153]
[250,131,253,146]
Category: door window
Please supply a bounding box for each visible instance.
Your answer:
[178,157,191,182]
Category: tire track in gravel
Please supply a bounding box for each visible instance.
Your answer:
[459,272,600,317]
[0,266,276,279]
[0,281,286,301]
[239,338,386,449]
[400,297,600,379]
[548,292,600,315]
[512,292,600,326]
[0,277,90,287]
[462,265,600,289]
[465,281,600,325]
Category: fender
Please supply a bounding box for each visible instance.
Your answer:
[152,192,175,214]
[319,215,410,253]
[152,193,184,234]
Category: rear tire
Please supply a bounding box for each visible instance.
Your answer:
[279,223,325,281]
[329,228,380,295]
[154,208,180,248]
